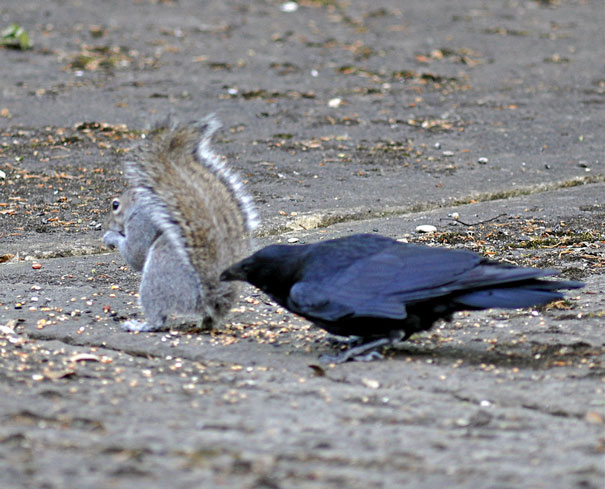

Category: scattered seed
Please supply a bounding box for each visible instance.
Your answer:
[69,353,102,363]
[308,364,326,377]
[585,411,604,425]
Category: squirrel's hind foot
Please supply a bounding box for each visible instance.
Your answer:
[121,317,214,333]
[121,319,164,333]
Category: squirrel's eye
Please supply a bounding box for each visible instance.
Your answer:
[112,199,120,211]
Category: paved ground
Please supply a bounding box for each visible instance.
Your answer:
[0,1,604,488]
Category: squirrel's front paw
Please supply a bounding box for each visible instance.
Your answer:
[103,230,123,249]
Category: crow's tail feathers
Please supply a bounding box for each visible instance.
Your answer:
[453,279,584,310]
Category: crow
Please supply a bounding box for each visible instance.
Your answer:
[220,233,583,363]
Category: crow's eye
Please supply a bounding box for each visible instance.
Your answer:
[112,199,120,211]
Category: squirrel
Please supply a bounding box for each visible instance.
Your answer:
[103,115,258,332]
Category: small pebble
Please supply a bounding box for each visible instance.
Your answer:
[416,224,437,234]
[328,98,342,108]
[434,142,441,149]
[478,157,488,164]
[362,378,380,389]
[442,151,454,157]
[280,1,298,12]
[287,237,299,243]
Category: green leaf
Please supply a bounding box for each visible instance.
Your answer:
[1,23,32,50]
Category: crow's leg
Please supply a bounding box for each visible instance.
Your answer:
[319,337,391,363]
[320,330,406,364]
[326,335,363,348]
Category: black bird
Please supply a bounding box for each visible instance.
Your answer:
[220,234,583,363]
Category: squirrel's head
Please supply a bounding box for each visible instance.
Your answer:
[104,189,137,233]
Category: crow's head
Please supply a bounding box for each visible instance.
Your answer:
[220,244,306,299]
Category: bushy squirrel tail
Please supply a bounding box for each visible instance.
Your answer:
[125,115,258,276]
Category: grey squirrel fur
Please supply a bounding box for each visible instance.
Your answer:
[103,116,258,332]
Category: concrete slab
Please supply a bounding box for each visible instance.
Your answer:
[0,1,603,488]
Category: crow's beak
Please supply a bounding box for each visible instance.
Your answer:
[220,263,244,282]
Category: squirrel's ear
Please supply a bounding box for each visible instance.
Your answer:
[111,198,121,211]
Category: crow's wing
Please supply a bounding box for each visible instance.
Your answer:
[287,243,571,322]
[288,245,483,321]
[288,281,407,321]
